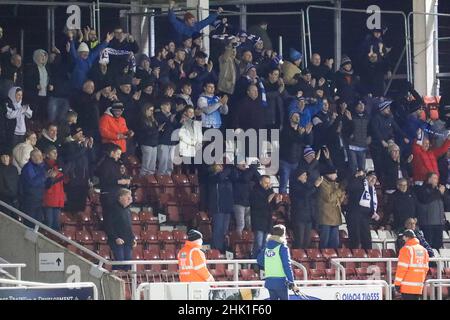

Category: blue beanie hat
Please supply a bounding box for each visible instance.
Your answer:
[303,146,315,158]
[289,48,303,62]
[378,100,393,112]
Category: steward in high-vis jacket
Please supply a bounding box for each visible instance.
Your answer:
[178,230,215,282]
[394,229,430,300]
[257,224,299,300]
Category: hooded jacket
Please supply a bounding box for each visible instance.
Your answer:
[99,107,129,153]
[5,86,32,136]
[24,49,53,98]
[0,161,19,203]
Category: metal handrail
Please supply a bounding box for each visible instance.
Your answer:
[406,11,450,89]
[108,258,308,300]
[0,278,99,300]
[136,279,391,300]
[0,264,26,282]
[0,200,109,267]
[330,257,450,300]
[306,5,410,81]
[423,279,450,300]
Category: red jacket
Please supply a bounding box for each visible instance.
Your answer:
[412,139,450,182]
[43,159,65,208]
[99,108,129,153]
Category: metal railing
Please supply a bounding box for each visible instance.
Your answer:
[306,5,410,82]
[0,278,99,300]
[330,257,450,300]
[136,279,391,300]
[108,258,308,300]
[423,279,450,300]
[0,263,26,282]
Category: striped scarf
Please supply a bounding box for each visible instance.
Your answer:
[99,48,136,72]
[246,76,267,108]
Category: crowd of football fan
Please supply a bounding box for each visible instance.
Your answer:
[0,1,449,263]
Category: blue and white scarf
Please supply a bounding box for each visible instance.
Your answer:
[246,76,267,108]
[359,179,378,213]
[99,48,136,72]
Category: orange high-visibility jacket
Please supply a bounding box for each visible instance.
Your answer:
[394,238,430,295]
[99,109,129,153]
[177,241,214,282]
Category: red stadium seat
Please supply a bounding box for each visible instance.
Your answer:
[172,230,188,243]
[309,269,326,280]
[345,268,357,279]
[240,269,259,281]
[293,268,305,280]
[444,268,450,279]
[382,249,396,258]
[131,225,143,236]
[166,205,181,222]
[132,245,144,260]
[92,230,107,244]
[355,267,369,279]
[75,230,93,245]
[291,249,309,263]
[336,248,355,269]
[306,249,326,262]
[206,249,222,260]
[367,249,382,258]
[97,246,112,260]
[60,212,77,225]
[61,228,76,241]
[158,231,175,243]
[141,230,159,244]
[325,268,337,280]
[139,210,155,223]
[131,212,140,225]
[321,248,338,260]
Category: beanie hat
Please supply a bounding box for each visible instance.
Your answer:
[117,75,133,86]
[378,100,393,112]
[303,146,315,158]
[184,12,195,21]
[77,42,90,53]
[289,48,302,62]
[187,229,203,241]
[294,165,308,178]
[340,55,352,67]
[69,124,83,137]
[401,229,416,239]
[238,30,248,38]
[245,64,256,74]
[321,164,338,176]
[195,50,208,59]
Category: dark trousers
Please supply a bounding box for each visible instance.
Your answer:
[43,207,61,231]
[65,183,89,214]
[293,223,312,249]
[268,287,289,300]
[369,144,387,179]
[110,242,133,270]
[401,293,421,300]
[421,225,443,249]
[347,209,372,250]
[21,202,43,228]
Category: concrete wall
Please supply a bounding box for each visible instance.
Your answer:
[0,212,124,300]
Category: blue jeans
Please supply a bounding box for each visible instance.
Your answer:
[110,242,133,270]
[319,225,339,249]
[279,160,298,194]
[43,207,61,231]
[348,149,366,175]
[268,287,289,300]
[212,213,231,253]
[252,231,268,259]
[47,97,70,123]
